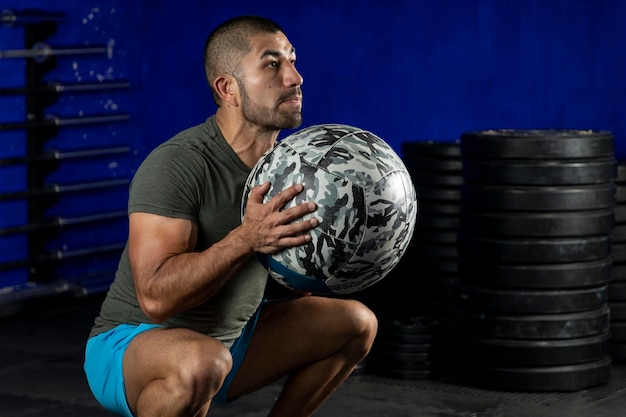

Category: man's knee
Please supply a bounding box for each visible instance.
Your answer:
[348,300,378,345]
[185,338,233,393]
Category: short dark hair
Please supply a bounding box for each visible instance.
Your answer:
[204,15,284,105]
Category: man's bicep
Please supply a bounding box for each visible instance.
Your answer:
[128,212,198,281]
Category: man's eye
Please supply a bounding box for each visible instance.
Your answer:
[268,61,278,68]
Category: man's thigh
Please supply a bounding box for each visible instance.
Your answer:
[227,295,371,396]
[122,327,230,413]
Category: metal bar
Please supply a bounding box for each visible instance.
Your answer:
[1,9,64,27]
[0,42,107,61]
[0,178,130,201]
[0,210,127,236]
[0,281,81,318]
[0,80,131,96]
[0,113,130,131]
[0,242,126,271]
[0,146,130,166]
[54,113,131,126]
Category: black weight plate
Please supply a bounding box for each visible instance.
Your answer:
[416,256,458,274]
[613,224,626,242]
[457,233,611,264]
[379,316,437,335]
[611,343,626,362]
[382,357,432,371]
[616,186,626,202]
[616,205,626,223]
[419,202,461,215]
[461,183,616,211]
[612,243,626,263]
[460,208,614,237]
[617,162,626,182]
[402,140,461,158]
[418,214,460,230]
[609,302,626,320]
[460,129,614,160]
[458,306,610,339]
[613,263,626,282]
[378,331,433,345]
[610,321,626,341]
[458,356,611,392]
[463,157,616,186]
[415,242,458,258]
[374,367,433,380]
[417,186,461,202]
[406,170,464,187]
[404,156,462,172]
[412,230,457,244]
[459,332,610,366]
[457,284,608,314]
[458,257,612,289]
[610,282,626,301]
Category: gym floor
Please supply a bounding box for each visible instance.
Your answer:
[1,294,626,417]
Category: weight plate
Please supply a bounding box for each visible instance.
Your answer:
[406,170,464,187]
[612,243,626,263]
[613,224,626,242]
[419,202,461,215]
[616,205,626,223]
[616,186,626,202]
[459,332,610,366]
[458,356,611,392]
[460,208,614,237]
[457,306,610,339]
[402,140,461,158]
[610,321,626,341]
[458,257,612,289]
[461,183,615,211]
[457,284,608,314]
[609,302,626,320]
[418,214,460,230]
[404,157,462,172]
[379,316,437,335]
[611,343,626,362]
[618,162,626,182]
[417,186,461,202]
[460,129,615,160]
[378,331,433,345]
[412,230,457,244]
[374,367,433,380]
[463,157,616,185]
[613,263,626,282]
[609,282,626,301]
[457,233,611,264]
[415,242,458,258]
[382,357,432,371]
[417,257,458,274]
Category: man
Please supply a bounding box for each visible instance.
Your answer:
[84,15,378,417]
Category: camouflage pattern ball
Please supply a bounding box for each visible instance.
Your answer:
[241,124,418,294]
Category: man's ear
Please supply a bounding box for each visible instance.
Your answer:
[213,75,239,106]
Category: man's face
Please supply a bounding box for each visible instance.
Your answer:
[237,32,303,130]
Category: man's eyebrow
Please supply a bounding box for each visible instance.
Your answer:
[260,47,297,60]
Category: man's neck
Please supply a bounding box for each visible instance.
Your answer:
[215,109,279,168]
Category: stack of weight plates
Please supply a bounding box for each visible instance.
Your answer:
[401,141,462,325]
[367,315,438,380]
[611,161,626,361]
[456,129,615,391]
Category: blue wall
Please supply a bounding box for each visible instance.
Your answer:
[139,0,626,158]
[1,0,625,294]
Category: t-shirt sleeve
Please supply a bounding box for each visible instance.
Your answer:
[128,143,204,222]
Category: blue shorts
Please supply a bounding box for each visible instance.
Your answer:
[84,305,263,417]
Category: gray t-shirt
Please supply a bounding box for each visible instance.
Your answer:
[89,116,268,347]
